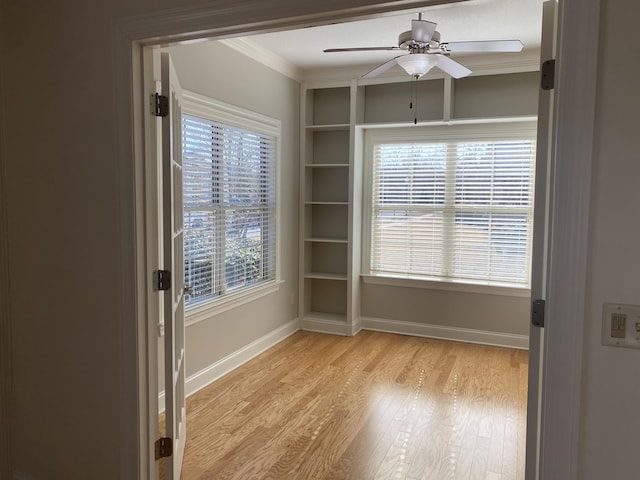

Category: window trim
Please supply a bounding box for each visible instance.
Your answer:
[362,119,537,292]
[361,274,530,298]
[182,90,282,325]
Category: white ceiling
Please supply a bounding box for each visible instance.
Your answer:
[223,0,544,82]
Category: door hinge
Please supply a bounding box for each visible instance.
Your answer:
[155,437,173,460]
[532,299,546,328]
[541,59,555,90]
[152,92,169,117]
[153,270,171,291]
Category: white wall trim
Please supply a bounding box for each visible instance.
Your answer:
[115,0,462,45]
[182,89,282,135]
[539,0,600,478]
[362,274,531,298]
[360,316,529,350]
[220,38,304,82]
[159,318,300,412]
[114,32,150,480]
[300,315,359,336]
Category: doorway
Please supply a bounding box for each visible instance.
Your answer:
[119,2,597,478]
[152,28,540,479]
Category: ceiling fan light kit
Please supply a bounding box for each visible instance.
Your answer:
[324,14,524,80]
[396,53,437,79]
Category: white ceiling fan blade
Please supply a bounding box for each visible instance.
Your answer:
[362,56,401,79]
[324,47,400,52]
[445,40,524,53]
[435,55,472,79]
[411,19,437,43]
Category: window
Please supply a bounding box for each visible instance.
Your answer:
[181,92,280,310]
[365,122,536,288]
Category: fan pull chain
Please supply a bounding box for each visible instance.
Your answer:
[409,80,413,110]
[413,79,418,125]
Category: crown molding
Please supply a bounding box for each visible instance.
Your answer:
[219,38,305,82]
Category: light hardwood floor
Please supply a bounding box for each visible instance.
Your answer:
[169,330,528,480]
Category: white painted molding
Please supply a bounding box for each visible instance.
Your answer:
[299,313,527,348]
[301,316,353,336]
[360,316,529,350]
[112,31,147,480]
[220,38,304,82]
[114,0,461,45]
[350,316,362,336]
[539,0,600,478]
[362,274,531,298]
[159,318,300,412]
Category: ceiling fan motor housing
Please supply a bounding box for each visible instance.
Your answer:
[398,30,442,52]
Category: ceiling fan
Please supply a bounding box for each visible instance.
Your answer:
[324,14,524,80]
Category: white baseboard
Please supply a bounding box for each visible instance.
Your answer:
[159,318,300,412]
[360,316,529,350]
[301,315,361,336]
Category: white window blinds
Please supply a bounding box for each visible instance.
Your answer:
[371,136,535,287]
[182,113,277,307]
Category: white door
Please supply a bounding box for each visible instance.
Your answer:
[161,51,187,479]
[525,2,557,479]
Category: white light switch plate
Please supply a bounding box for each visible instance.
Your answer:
[602,303,640,349]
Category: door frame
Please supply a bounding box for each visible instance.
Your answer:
[111,0,600,477]
[538,0,600,477]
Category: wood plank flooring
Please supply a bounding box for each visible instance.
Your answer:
[170,330,528,480]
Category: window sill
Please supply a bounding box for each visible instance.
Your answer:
[361,274,530,298]
[185,280,284,327]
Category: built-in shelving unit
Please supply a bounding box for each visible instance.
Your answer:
[299,84,360,334]
[299,71,540,336]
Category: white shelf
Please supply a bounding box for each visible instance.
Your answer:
[305,123,350,131]
[304,237,348,244]
[304,311,348,323]
[304,272,348,281]
[305,163,349,168]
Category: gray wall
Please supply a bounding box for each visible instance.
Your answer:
[362,285,529,335]
[165,41,299,378]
